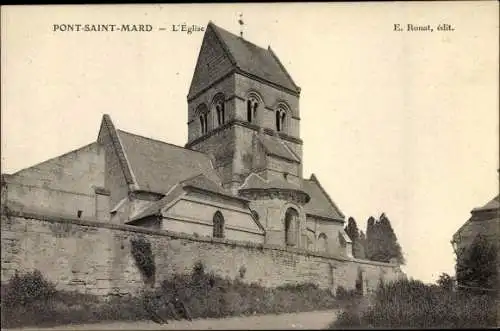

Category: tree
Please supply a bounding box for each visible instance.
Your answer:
[365,216,377,260]
[357,230,367,259]
[344,217,366,259]
[455,234,498,293]
[345,217,360,244]
[365,214,405,264]
[436,273,455,291]
[378,213,405,264]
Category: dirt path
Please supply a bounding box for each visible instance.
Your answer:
[9,309,340,330]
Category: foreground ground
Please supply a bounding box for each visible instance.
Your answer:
[6,309,340,330]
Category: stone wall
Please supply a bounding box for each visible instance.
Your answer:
[1,209,404,298]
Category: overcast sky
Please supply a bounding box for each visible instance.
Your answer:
[2,3,498,284]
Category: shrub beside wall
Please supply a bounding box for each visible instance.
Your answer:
[130,237,156,285]
[1,265,342,328]
[329,278,497,329]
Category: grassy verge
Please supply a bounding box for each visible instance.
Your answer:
[1,264,341,328]
[328,278,498,329]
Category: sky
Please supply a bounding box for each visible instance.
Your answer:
[1,3,498,284]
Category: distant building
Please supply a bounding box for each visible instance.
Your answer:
[451,194,499,290]
[452,195,499,251]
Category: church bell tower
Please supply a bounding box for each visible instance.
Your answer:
[185,22,303,191]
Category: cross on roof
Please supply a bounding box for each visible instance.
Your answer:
[238,13,244,38]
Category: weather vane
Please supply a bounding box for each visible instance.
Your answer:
[238,13,244,38]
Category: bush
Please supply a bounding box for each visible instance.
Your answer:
[130,237,156,284]
[436,273,455,291]
[329,278,497,329]
[2,264,342,328]
[2,270,56,307]
[335,286,359,301]
[156,261,339,319]
[0,270,149,328]
[456,234,498,293]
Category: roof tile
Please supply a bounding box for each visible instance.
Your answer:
[258,134,300,163]
[302,176,344,221]
[210,23,300,94]
[117,130,221,194]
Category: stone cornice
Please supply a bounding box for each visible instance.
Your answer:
[185,186,249,204]
[238,188,310,205]
[94,187,111,196]
[185,119,303,148]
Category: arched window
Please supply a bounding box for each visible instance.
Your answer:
[197,104,209,135]
[276,106,287,132]
[317,233,328,252]
[213,211,225,238]
[212,94,226,127]
[246,95,259,123]
[284,208,299,246]
[199,115,205,134]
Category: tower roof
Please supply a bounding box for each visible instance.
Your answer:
[188,22,300,99]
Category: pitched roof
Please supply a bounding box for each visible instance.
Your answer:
[128,183,186,223]
[181,173,228,195]
[339,229,352,244]
[98,115,137,188]
[302,174,345,221]
[472,195,500,212]
[453,195,500,241]
[116,129,222,194]
[130,174,240,222]
[209,22,300,94]
[239,173,344,222]
[453,217,500,242]
[258,134,300,163]
[129,174,249,223]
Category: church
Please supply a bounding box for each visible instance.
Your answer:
[1,22,354,259]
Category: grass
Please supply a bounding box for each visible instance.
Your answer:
[1,270,150,328]
[1,264,342,328]
[329,278,498,329]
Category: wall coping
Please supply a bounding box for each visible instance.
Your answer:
[1,208,399,268]
[350,257,401,268]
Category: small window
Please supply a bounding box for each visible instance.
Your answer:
[213,95,225,127]
[276,108,287,132]
[199,115,205,134]
[317,233,328,252]
[284,208,299,246]
[199,112,209,134]
[213,211,225,238]
[247,96,259,123]
[216,103,225,126]
[197,104,210,135]
[77,210,83,218]
[247,100,252,122]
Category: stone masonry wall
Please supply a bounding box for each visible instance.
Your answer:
[1,210,404,298]
[1,142,105,220]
